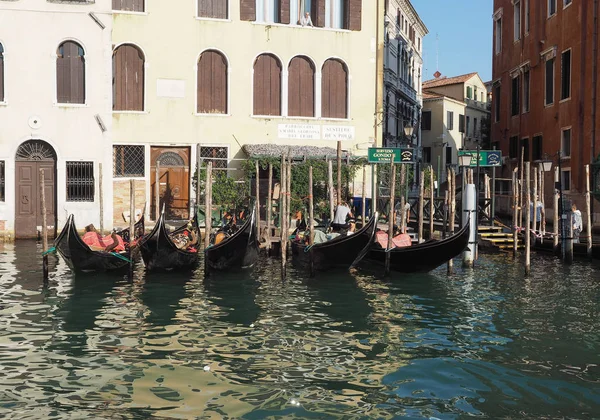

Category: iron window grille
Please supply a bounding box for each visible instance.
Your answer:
[66,161,95,202]
[199,146,228,170]
[113,145,145,177]
[0,161,5,202]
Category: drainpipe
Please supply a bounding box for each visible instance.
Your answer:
[592,0,598,220]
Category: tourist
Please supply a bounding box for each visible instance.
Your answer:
[300,11,313,27]
[332,201,353,232]
[572,204,582,243]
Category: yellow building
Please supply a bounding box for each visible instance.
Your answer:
[110,0,382,224]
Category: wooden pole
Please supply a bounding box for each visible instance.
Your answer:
[443,190,448,239]
[308,165,315,276]
[267,162,273,250]
[337,141,342,205]
[155,162,160,221]
[586,164,592,259]
[418,169,424,243]
[399,165,406,234]
[448,168,455,274]
[361,166,367,225]
[99,163,104,235]
[204,162,213,250]
[287,156,292,233]
[328,159,335,224]
[532,167,538,233]
[484,174,490,219]
[255,160,260,234]
[553,167,559,250]
[129,178,135,280]
[429,167,434,239]
[525,162,531,276]
[280,155,287,277]
[519,146,524,230]
[540,163,546,236]
[512,168,519,256]
[39,169,49,283]
[385,155,396,276]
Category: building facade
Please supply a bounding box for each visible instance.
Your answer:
[382,0,428,150]
[0,0,113,239]
[420,72,490,182]
[492,0,600,215]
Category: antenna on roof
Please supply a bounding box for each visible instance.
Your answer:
[436,32,439,72]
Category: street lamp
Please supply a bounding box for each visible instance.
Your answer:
[403,125,414,142]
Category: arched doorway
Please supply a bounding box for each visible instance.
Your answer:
[150,147,190,220]
[15,140,57,239]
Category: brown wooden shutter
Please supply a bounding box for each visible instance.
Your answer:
[322,59,347,118]
[56,55,70,104]
[215,0,227,18]
[70,54,85,104]
[348,0,361,31]
[312,0,326,27]
[113,45,144,111]
[254,54,281,115]
[197,51,227,114]
[288,56,314,117]
[198,0,210,17]
[279,0,290,24]
[113,0,144,12]
[240,0,256,21]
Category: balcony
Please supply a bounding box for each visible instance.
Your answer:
[398,78,417,103]
[465,98,489,111]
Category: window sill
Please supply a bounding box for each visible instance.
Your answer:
[513,38,521,44]
[251,21,352,33]
[319,117,351,122]
[194,112,230,117]
[55,103,89,108]
[563,2,572,10]
[559,97,571,104]
[544,102,555,108]
[521,109,530,114]
[195,16,231,23]
[0,101,7,106]
[112,110,148,115]
[285,115,318,120]
[112,10,148,16]
[547,13,557,20]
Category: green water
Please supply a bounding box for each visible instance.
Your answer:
[0,241,599,419]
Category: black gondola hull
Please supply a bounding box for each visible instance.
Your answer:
[363,222,470,274]
[291,215,378,272]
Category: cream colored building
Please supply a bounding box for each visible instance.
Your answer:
[0,0,113,239]
[110,0,382,224]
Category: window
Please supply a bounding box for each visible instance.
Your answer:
[561,128,571,157]
[466,86,472,99]
[466,116,470,136]
[474,86,478,101]
[495,17,502,54]
[474,118,478,137]
[532,135,542,160]
[0,43,4,102]
[548,0,556,16]
[523,68,530,112]
[446,111,454,131]
[321,58,348,119]
[255,0,286,24]
[561,169,571,191]
[199,146,228,170]
[494,85,501,122]
[520,137,530,162]
[113,44,145,111]
[525,0,530,33]
[288,56,315,117]
[0,160,4,202]
[198,0,228,18]
[561,49,571,100]
[511,75,520,116]
[66,161,94,202]
[113,145,145,177]
[514,0,521,41]
[458,114,465,133]
[197,50,228,114]
[446,146,453,165]
[509,136,519,158]
[113,0,144,12]
[421,110,432,130]
[423,147,431,163]
[253,54,282,116]
[545,57,554,106]
[564,0,572,6]
[56,41,85,104]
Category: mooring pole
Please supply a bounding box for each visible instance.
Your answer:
[204,162,213,250]
[586,164,593,259]
[362,166,367,225]
[99,163,104,234]
[280,155,287,278]
[128,179,135,280]
[385,155,396,276]
[255,160,260,234]
[512,168,519,257]
[328,159,335,224]
[525,162,531,276]
[308,166,315,277]
[448,168,455,274]
[371,164,377,216]
[553,167,560,251]
[418,170,424,244]
[267,163,273,251]
[155,162,160,221]
[399,165,406,234]
[337,141,342,205]
[429,168,434,239]
[39,169,48,283]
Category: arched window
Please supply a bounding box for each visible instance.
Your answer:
[288,56,315,117]
[56,41,85,104]
[253,53,282,116]
[0,43,4,102]
[113,44,145,111]
[197,50,228,114]
[321,58,348,119]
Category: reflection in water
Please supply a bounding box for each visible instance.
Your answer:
[0,244,599,418]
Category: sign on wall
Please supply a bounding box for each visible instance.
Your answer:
[156,79,186,98]
[277,124,356,141]
[323,126,355,141]
[457,150,502,167]
[368,148,415,164]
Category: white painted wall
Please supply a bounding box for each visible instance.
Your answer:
[0,0,113,237]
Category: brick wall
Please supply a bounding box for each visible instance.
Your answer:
[113,180,146,226]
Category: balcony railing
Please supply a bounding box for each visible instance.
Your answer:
[465,98,489,110]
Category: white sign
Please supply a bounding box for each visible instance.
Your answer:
[323,125,355,141]
[278,124,321,140]
[156,79,186,98]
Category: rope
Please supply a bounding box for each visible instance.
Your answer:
[110,252,132,263]
[304,244,314,253]
[42,247,56,256]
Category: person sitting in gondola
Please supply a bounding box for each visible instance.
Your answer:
[331,201,353,233]
[83,224,125,252]
[173,221,198,251]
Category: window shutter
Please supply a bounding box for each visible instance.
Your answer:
[348,0,361,31]
[56,56,70,103]
[288,57,315,117]
[458,114,465,132]
[197,51,227,114]
[280,0,290,24]
[254,55,281,116]
[322,60,348,118]
[70,55,85,104]
[240,0,256,21]
[312,0,326,27]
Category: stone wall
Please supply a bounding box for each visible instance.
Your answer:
[113,180,146,226]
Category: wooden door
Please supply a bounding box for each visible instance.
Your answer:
[151,147,190,220]
[15,161,56,239]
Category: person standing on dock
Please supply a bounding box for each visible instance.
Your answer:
[572,204,582,243]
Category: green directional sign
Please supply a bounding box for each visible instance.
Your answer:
[458,150,503,167]
[368,148,414,164]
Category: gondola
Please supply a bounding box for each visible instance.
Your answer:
[138,209,201,271]
[54,214,145,274]
[362,221,470,273]
[290,213,379,273]
[204,204,259,271]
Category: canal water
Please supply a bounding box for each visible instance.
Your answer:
[0,241,599,419]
